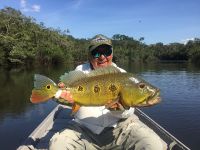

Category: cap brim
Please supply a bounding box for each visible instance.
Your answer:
[89,43,112,52]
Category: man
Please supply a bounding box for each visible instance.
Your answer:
[49,34,167,150]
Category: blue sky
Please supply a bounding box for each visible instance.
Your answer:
[0,0,200,44]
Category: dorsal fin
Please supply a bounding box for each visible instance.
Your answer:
[60,66,121,86]
[88,66,121,77]
[60,70,87,86]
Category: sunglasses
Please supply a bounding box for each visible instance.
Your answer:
[91,47,112,58]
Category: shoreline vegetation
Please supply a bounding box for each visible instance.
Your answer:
[0,7,200,69]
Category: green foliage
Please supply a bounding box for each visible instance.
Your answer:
[186,38,200,64]
[36,47,62,65]
[0,48,4,65]
[0,7,200,68]
[0,7,77,67]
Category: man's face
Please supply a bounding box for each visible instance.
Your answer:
[89,45,113,69]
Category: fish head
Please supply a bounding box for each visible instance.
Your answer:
[135,81,161,106]
[30,74,59,103]
[121,76,161,107]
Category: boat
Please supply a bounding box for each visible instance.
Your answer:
[17,104,190,150]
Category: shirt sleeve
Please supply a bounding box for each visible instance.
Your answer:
[75,63,92,73]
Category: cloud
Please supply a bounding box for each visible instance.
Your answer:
[20,0,26,8]
[32,5,40,12]
[20,0,40,12]
[182,38,195,45]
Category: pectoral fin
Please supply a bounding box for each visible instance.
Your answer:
[105,97,125,111]
[71,104,81,115]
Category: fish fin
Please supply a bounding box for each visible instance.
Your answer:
[105,97,119,108]
[88,66,121,77]
[60,71,87,86]
[30,90,53,103]
[105,97,125,111]
[70,104,80,116]
[60,66,122,86]
[34,74,57,89]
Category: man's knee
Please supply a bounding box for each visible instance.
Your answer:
[119,118,167,150]
[131,125,167,150]
[49,129,83,150]
[134,134,166,150]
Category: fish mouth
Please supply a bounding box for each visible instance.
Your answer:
[147,91,161,105]
[136,89,161,107]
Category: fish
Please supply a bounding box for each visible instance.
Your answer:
[30,66,161,113]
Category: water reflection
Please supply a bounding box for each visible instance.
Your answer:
[0,62,200,149]
[137,63,200,150]
[0,64,75,149]
[0,64,75,121]
[119,61,200,74]
[0,69,32,120]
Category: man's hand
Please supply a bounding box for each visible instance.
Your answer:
[107,101,125,111]
[60,90,74,103]
[58,82,65,88]
[105,96,126,111]
[58,82,74,103]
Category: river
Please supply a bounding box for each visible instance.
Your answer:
[0,62,199,150]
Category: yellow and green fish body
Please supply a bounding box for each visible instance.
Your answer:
[67,73,122,106]
[31,66,161,108]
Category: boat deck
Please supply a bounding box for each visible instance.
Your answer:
[18,105,73,150]
[17,104,190,150]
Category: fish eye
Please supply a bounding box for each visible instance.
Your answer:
[138,83,146,89]
[46,85,51,89]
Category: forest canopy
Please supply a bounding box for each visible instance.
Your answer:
[0,7,200,68]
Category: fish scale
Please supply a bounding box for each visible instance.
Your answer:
[30,66,161,112]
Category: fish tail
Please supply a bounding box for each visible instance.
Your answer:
[30,89,54,103]
[30,74,58,103]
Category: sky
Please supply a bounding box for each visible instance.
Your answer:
[0,0,200,44]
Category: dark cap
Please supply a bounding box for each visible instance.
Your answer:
[89,34,112,52]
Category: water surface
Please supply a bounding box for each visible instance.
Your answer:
[0,62,199,150]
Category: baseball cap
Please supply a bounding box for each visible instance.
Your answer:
[88,34,112,52]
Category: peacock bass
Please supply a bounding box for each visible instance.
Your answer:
[30,66,161,113]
